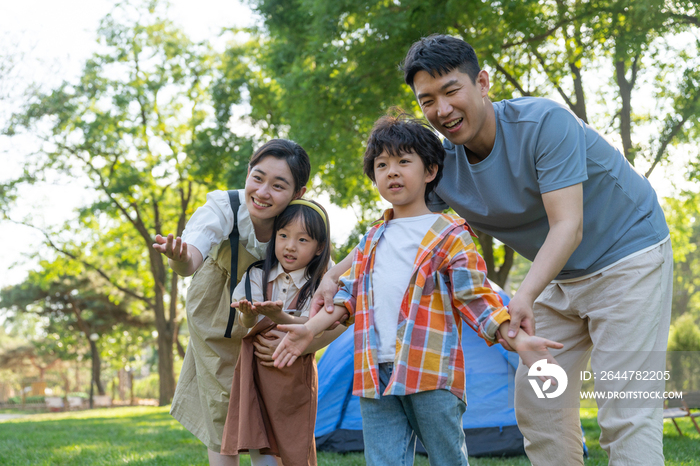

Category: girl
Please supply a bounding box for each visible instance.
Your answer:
[153,139,310,466]
[221,199,332,466]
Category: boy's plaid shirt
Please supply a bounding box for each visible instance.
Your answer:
[334,210,511,402]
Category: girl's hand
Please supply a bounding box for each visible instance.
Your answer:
[272,324,313,368]
[252,300,284,318]
[233,299,257,317]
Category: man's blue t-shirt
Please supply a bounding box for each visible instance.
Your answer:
[428,97,669,280]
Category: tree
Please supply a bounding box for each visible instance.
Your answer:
[664,190,700,320]
[0,256,152,396]
[240,0,699,287]
[3,3,254,404]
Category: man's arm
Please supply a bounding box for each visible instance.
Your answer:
[506,183,583,338]
[152,233,204,277]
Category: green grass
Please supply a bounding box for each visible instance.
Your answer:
[0,406,698,465]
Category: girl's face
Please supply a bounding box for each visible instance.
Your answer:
[245,156,306,222]
[275,217,322,273]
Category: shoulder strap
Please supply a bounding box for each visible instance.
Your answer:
[244,260,266,302]
[244,260,301,311]
[224,190,241,338]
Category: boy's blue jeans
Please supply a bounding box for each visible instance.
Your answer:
[359,363,469,466]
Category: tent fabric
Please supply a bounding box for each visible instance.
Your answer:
[314,288,526,457]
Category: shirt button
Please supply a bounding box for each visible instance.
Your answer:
[282,289,287,293]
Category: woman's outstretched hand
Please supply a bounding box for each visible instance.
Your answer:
[153,234,189,262]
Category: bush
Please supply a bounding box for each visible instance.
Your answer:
[667,314,700,392]
[132,373,159,399]
[7,396,45,404]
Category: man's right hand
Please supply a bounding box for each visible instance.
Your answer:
[309,272,340,318]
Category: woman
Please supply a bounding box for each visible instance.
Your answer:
[153,139,310,466]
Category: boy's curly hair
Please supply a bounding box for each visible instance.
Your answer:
[363,108,445,203]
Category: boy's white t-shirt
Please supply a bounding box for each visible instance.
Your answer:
[372,213,440,363]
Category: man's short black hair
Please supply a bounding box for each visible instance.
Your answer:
[364,109,444,203]
[401,34,481,89]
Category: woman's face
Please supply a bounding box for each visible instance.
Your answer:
[245,156,305,222]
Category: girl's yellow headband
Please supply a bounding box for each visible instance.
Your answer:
[289,199,328,231]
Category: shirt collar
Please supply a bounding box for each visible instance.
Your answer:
[269,262,309,289]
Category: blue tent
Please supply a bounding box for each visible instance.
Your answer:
[314,288,526,457]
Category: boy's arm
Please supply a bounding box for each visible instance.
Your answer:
[252,324,347,367]
[273,304,348,367]
[305,324,347,352]
[447,233,511,344]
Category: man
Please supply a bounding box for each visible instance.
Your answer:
[314,34,671,465]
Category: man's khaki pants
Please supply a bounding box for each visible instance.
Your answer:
[514,241,673,466]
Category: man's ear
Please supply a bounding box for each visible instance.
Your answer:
[477,69,491,97]
[294,186,307,199]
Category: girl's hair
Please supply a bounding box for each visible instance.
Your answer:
[249,139,311,193]
[261,199,331,311]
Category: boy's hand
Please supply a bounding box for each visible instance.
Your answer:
[252,300,284,318]
[501,334,563,383]
[152,234,190,263]
[272,324,314,368]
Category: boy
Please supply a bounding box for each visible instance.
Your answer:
[273,112,562,465]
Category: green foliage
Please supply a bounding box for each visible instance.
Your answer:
[7,396,45,404]
[663,190,700,320]
[3,1,260,404]
[668,314,700,353]
[667,314,700,392]
[132,373,160,399]
[237,0,700,286]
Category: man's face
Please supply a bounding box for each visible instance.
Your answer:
[413,68,491,151]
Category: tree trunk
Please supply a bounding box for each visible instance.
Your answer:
[615,59,635,165]
[475,230,514,289]
[569,62,588,123]
[88,339,105,395]
[156,320,176,405]
[174,319,186,359]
